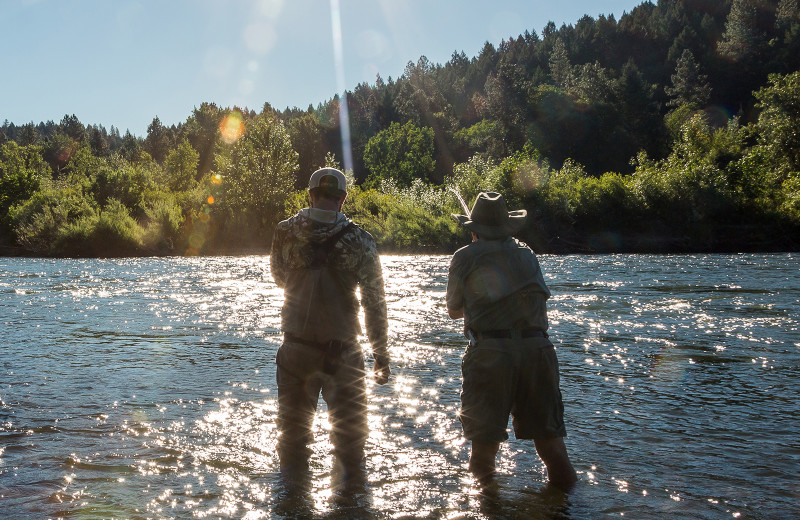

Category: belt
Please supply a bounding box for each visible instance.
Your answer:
[283,333,355,375]
[284,333,354,351]
[473,329,548,340]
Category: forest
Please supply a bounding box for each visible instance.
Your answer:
[1,0,799,256]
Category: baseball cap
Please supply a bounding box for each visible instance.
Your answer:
[308,167,347,194]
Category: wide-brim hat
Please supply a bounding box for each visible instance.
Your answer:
[453,191,527,239]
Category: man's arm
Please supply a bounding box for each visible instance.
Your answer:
[358,234,390,384]
[446,255,465,320]
[269,225,287,288]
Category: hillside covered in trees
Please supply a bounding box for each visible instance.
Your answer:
[2,0,799,256]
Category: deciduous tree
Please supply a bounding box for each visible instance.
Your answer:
[164,139,199,191]
[363,121,435,188]
[216,113,297,234]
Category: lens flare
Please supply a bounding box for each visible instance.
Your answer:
[207,196,215,205]
[220,112,245,145]
[329,0,353,172]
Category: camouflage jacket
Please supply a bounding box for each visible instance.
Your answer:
[270,208,388,362]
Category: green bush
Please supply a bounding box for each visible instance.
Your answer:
[10,184,97,254]
[1,142,48,237]
[52,199,145,257]
[90,156,158,218]
[446,154,511,208]
[344,184,462,252]
[573,172,636,230]
[780,172,800,220]
[142,191,184,253]
[339,187,392,245]
[630,115,745,229]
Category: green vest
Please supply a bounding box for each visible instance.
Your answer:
[457,238,550,332]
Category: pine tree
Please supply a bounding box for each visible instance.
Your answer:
[549,38,572,89]
[144,117,170,163]
[18,124,39,146]
[777,0,799,30]
[718,0,766,60]
[665,49,712,108]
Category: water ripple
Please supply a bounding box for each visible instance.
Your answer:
[0,253,798,519]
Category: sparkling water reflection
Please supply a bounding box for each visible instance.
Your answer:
[1,254,798,519]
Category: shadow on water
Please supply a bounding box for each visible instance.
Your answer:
[274,472,380,520]
[473,484,573,520]
[273,481,573,520]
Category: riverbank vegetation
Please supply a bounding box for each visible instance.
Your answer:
[2,0,799,256]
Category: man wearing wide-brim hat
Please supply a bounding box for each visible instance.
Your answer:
[446,191,577,493]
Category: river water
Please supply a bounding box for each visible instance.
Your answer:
[1,254,798,519]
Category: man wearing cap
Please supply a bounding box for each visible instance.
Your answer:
[446,191,577,492]
[270,167,390,491]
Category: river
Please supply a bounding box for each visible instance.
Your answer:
[1,254,798,519]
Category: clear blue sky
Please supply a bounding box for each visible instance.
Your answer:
[1,0,644,137]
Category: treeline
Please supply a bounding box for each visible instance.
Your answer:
[1,0,799,256]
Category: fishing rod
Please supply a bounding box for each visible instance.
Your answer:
[448,187,471,217]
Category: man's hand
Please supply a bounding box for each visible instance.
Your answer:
[373,357,390,385]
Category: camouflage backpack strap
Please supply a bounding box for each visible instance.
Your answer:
[310,222,356,268]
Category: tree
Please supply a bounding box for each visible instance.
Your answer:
[453,120,505,160]
[144,117,171,163]
[573,61,615,104]
[120,131,142,162]
[288,113,328,188]
[1,142,48,232]
[665,49,712,108]
[616,59,662,143]
[392,57,457,183]
[549,38,572,89]
[753,71,800,174]
[164,139,199,191]
[89,125,110,157]
[182,103,223,176]
[777,0,799,28]
[60,114,86,143]
[43,131,79,174]
[718,0,771,61]
[775,0,800,73]
[363,121,435,188]
[484,63,528,156]
[630,114,746,233]
[89,153,156,214]
[216,113,298,235]
[18,124,39,146]
[393,57,450,129]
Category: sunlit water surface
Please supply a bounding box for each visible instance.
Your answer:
[1,254,798,519]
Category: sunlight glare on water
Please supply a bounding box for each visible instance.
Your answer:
[1,254,798,519]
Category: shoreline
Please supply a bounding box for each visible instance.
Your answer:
[3,222,798,258]
[2,240,798,259]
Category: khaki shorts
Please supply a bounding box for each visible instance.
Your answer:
[460,337,567,443]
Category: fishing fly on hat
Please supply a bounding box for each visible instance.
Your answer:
[453,191,527,239]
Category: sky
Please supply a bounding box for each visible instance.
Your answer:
[1,0,645,137]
